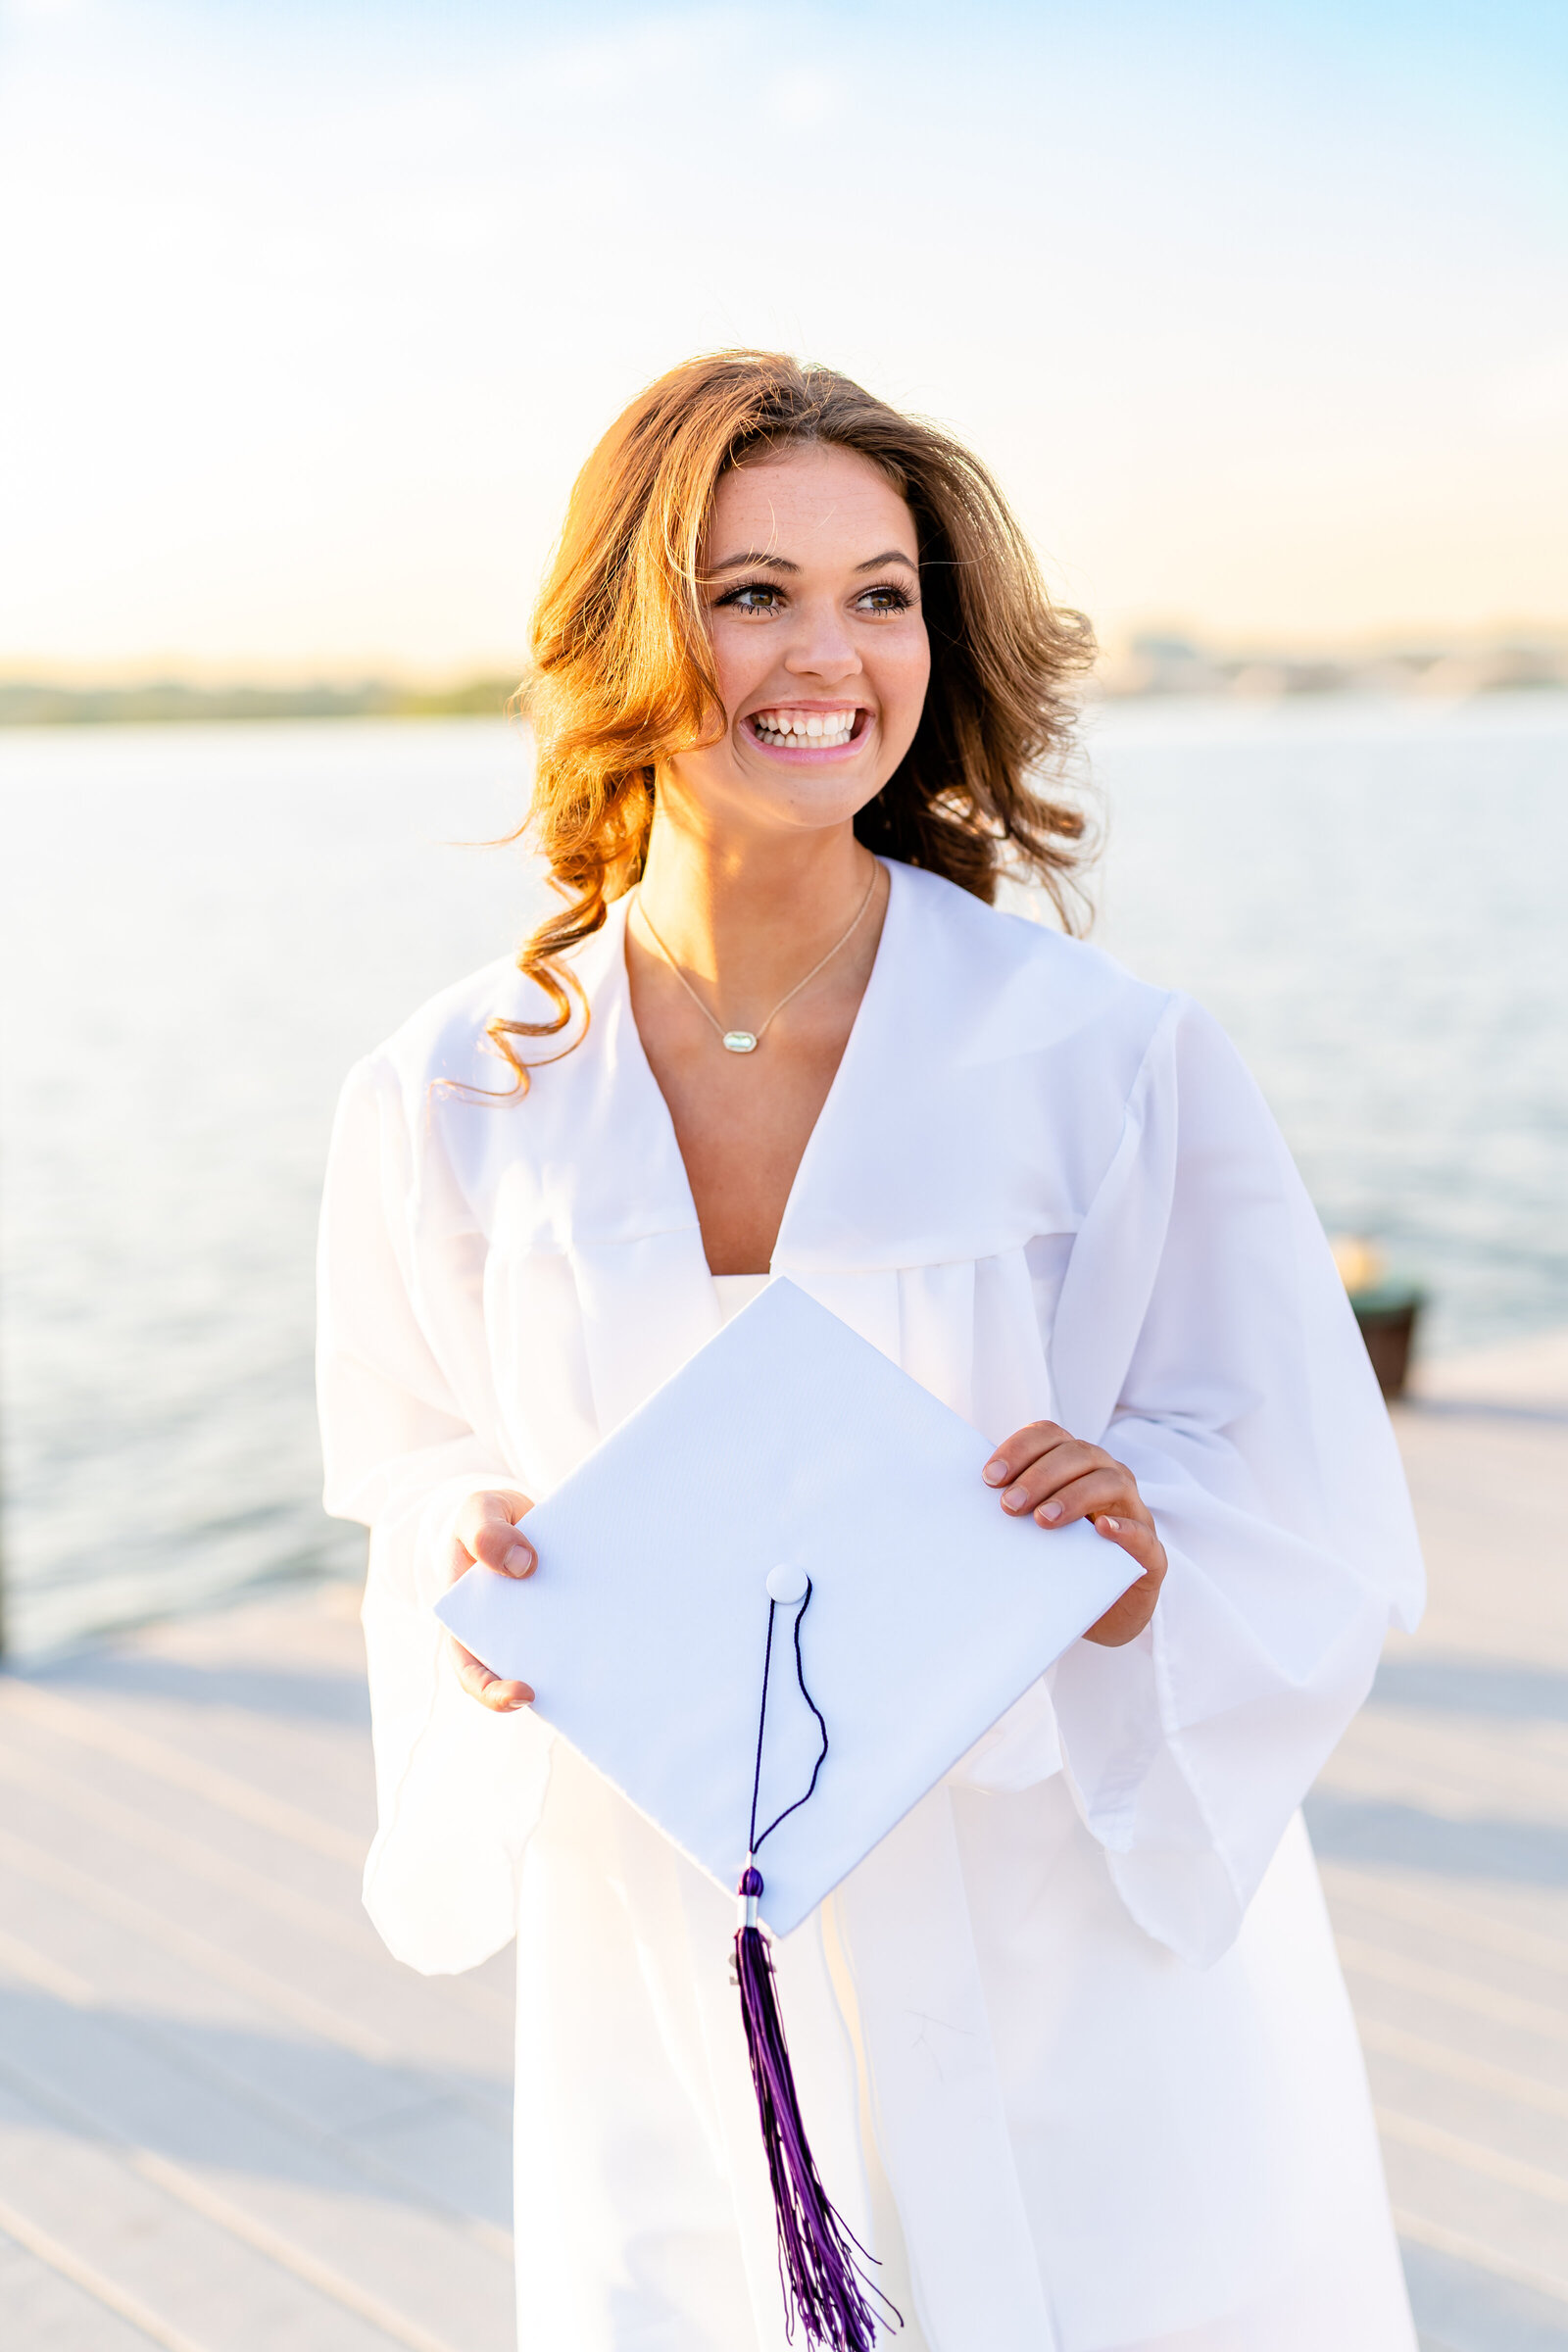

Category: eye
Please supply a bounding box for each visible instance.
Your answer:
[856,583,914,615]
[715,581,786,614]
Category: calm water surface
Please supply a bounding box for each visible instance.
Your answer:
[1,699,1563,1652]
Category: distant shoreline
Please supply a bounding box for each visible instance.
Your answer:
[0,677,521,728]
[4,650,1566,729]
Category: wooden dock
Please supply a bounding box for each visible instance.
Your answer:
[1,1342,1564,2351]
[1309,1334,1568,2352]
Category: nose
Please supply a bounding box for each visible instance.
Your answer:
[781,597,863,687]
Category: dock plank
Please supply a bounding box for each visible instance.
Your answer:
[0,1994,514,2351]
[0,2223,182,2352]
[0,2077,411,2352]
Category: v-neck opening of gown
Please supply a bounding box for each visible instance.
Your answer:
[615,858,902,1278]
[711,1271,770,1323]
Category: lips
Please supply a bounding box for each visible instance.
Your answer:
[747,706,864,749]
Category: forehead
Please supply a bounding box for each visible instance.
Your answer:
[706,442,917,562]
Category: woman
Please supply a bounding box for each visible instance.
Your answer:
[318,352,1423,2352]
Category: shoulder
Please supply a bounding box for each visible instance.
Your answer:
[367,954,547,1101]
[891,860,1173,1064]
[357,890,626,1099]
[328,954,573,1200]
[335,916,626,1210]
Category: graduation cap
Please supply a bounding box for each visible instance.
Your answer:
[438,1276,1137,2350]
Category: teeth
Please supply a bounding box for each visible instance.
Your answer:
[752,709,858,748]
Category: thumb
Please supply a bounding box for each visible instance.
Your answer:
[457,1488,536,1579]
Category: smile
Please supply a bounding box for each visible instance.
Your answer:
[747,706,865,751]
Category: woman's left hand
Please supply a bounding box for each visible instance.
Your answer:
[982,1422,1167,1646]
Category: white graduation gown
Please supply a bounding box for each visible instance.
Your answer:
[317,858,1424,2352]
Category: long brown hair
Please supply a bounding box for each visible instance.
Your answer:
[493,351,1094,1090]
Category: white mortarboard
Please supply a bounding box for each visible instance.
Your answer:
[439,1274,1136,1935]
[437,1277,1139,2352]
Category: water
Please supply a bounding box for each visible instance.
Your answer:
[1086,693,1568,1351]
[1,720,537,1654]
[1,699,1564,1655]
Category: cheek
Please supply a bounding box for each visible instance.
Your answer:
[878,626,932,726]
[708,623,767,722]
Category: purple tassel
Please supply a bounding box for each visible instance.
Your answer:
[734,1865,900,2351]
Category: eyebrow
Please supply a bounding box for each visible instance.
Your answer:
[707,547,918,576]
[709,551,800,575]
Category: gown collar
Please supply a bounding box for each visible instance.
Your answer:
[557,856,1095,1281]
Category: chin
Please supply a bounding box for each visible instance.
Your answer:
[748,776,883,834]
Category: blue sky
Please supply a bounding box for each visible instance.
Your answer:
[2,0,1563,673]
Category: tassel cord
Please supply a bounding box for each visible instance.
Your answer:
[748,1581,830,1860]
[736,1576,902,2350]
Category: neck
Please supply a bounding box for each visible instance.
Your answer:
[635,810,876,999]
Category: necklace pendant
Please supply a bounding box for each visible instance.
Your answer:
[722,1029,759,1054]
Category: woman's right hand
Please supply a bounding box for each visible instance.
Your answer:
[447,1488,536,1711]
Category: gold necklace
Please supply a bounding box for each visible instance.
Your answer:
[634,867,879,1054]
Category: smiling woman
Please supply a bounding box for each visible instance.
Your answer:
[318,352,1425,2352]
[502,351,1094,1091]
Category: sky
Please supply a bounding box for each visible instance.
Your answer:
[2,0,1565,677]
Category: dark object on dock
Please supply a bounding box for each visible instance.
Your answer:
[1349,1283,1425,1400]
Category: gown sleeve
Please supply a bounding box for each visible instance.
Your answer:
[1046,996,1424,1967]
[317,1054,550,1974]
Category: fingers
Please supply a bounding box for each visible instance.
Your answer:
[982,1423,1072,1489]
[1082,1514,1168,1646]
[455,1488,536,1579]
[1084,1546,1168,1645]
[990,1439,1130,1528]
[982,1422,1168,1642]
[1092,1512,1164,1575]
[450,1489,538,1711]
[451,1638,534,1712]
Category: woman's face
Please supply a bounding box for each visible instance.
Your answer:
[663,441,931,841]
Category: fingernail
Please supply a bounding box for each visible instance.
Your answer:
[1102,1516,1119,1533]
[1038,1499,1063,1523]
[505,1541,535,1576]
[1003,1485,1029,1511]
[982,1458,1008,1486]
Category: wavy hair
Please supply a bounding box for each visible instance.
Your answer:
[491,351,1094,1090]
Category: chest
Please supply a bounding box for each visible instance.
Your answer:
[637,1028,844,1274]
[627,937,880,1277]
